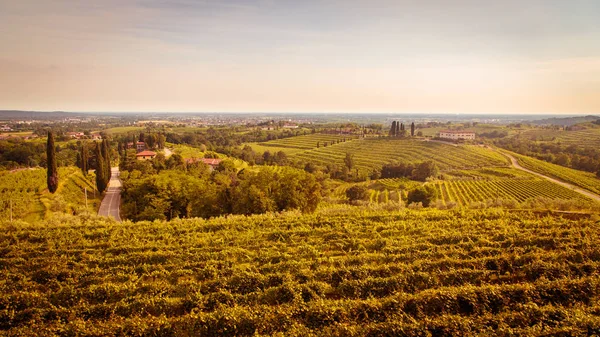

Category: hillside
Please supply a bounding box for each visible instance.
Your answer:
[530,115,600,126]
[0,167,101,222]
[288,138,508,174]
[1,209,600,335]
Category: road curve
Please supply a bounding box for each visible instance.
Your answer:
[98,167,122,221]
[501,152,600,203]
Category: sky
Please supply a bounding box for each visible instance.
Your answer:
[1,0,599,113]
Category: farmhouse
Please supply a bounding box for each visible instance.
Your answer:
[439,130,476,140]
[66,132,85,139]
[185,158,223,170]
[136,150,157,161]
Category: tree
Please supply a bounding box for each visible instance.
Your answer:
[76,152,82,170]
[101,139,111,186]
[396,122,400,136]
[344,152,354,171]
[157,134,166,149]
[95,142,106,193]
[81,141,88,175]
[389,121,396,137]
[274,151,288,165]
[407,185,437,207]
[411,122,415,137]
[346,185,368,202]
[316,142,320,148]
[46,131,58,193]
[146,134,157,149]
[597,169,600,178]
[411,160,439,182]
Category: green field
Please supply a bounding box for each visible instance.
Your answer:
[0,167,100,222]
[2,208,600,335]
[288,138,508,174]
[171,143,206,158]
[244,143,305,155]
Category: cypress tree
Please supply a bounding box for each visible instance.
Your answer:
[46,131,58,193]
[395,122,400,136]
[102,139,111,185]
[81,141,88,175]
[95,142,106,193]
[411,122,415,137]
[390,121,396,137]
[76,152,82,170]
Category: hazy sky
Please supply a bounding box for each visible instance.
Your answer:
[1,0,599,113]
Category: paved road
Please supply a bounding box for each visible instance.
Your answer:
[98,167,122,221]
[502,152,600,203]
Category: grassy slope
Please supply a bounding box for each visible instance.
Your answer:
[1,208,600,335]
[0,167,101,222]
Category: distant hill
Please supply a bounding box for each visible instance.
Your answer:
[0,110,81,120]
[530,115,600,126]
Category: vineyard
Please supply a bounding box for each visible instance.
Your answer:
[433,179,591,207]
[510,152,600,195]
[520,127,600,148]
[1,209,600,335]
[286,138,508,174]
[258,133,359,150]
[0,167,100,222]
[330,167,595,208]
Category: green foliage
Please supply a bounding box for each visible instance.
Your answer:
[121,166,322,221]
[381,160,438,181]
[407,185,438,207]
[46,131,58,193]
[2,209,600,335]
[346,185,368,201]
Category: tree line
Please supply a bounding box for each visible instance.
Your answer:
[120,163,323,221]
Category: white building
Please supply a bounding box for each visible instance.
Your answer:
[439,130,476,140]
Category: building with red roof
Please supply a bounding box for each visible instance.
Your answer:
[136,150,157,160]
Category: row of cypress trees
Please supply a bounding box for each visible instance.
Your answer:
[389,121,416,137]
[46,131,111,194]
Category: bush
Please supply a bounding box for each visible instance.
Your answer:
[346,186,368,202]
[407,185,438,207]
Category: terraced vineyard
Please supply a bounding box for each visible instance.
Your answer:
[258,133,359,150]
[510,152,600,195]
[290,139,508,173]
[2,209,600,335]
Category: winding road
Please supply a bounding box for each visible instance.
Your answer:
[98,167,122,221]
[501,152,600,203]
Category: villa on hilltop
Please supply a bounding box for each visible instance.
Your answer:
[439,130,476,140]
